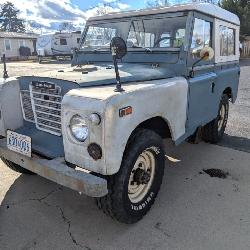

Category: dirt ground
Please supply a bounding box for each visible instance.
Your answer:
[1,60,71,77]
[1,141,250,250]
[0,60,250,250]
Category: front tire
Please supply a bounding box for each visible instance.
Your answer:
[1,157,35,175]
[203,94,229,143]
[96,129,165,224]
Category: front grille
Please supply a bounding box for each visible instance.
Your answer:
[20,82,62,136]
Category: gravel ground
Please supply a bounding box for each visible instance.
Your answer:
[1,60,71,78]
[219,59,250,153]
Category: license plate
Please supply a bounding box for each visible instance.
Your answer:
[7,131,31,157]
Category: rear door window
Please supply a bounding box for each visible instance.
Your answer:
[219,26,235,56]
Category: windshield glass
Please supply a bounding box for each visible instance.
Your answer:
[81,21,131,49]
[81,15,187,50]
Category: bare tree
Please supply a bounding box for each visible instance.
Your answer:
[58,22,75,33]
[25,20,42,34]
[146,0,169,7]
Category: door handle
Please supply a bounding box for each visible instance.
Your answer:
[211,82,215,93]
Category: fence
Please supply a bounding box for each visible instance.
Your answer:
[242,41,250,58]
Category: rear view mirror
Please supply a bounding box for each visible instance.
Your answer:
[110,37,127,92]
[200,47,214,61]
[190,47,215,78]
[110,37,127,60]
[192,46,214,61]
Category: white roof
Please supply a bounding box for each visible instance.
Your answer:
[0,32,38,39]
[89,3,240,25]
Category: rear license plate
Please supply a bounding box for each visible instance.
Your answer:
[7,131,31,157]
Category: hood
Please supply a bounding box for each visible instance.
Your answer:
[30,63,178,87]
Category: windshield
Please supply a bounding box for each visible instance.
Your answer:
[81,15,187,51]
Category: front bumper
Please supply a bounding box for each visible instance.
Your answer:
[0,139,108,198]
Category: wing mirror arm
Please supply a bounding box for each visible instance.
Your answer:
[112,46,124,92]
[110,37,127,92]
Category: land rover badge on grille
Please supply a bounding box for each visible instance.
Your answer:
[31,81,56,90]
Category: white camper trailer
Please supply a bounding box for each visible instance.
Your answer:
[36,31,81,63]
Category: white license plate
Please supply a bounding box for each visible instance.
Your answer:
[7,131,31,157]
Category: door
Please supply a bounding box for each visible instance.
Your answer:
[186,15,218,130]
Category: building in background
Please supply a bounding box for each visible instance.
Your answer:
[36,31,82,63]
[241,36,250,58]
[0,32,38,60]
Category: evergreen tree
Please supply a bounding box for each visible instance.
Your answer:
[0,2,25,32]
[219,0,250,36]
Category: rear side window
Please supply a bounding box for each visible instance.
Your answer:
[60,38,67,45]
[219,26,235,56]
[191,18,212,50]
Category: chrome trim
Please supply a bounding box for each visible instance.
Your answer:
[20,90,35,123]
[29,83,62,136]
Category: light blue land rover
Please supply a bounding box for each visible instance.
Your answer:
[0,3,240,223]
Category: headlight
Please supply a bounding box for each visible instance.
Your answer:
[70,115,89,142]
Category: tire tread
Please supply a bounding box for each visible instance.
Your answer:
[202,94,229,143]
[96,129,164,224]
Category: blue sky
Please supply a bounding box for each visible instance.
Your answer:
[71,0,144,10]
[0,0,182,33]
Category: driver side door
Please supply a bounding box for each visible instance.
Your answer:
[186,14,218,130]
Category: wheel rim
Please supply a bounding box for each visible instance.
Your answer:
[218,104,226,131]
[128,150,156,204]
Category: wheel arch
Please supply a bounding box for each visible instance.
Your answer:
[124,116,173,152]
[223,87,232,99]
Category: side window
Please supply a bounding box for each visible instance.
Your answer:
[159,33,171,48]
[174,28,185,47]
[191,18,212,50]
[60,38,67,46]
[5,39,11,51]
[219,26,235,56]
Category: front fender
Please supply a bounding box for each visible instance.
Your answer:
[104,77,188,175]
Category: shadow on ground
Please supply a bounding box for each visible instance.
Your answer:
[1,141,250,250]
[240,58,250,67]
[38,60,72,65]
[219,133,250,153]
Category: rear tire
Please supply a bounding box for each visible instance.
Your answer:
[202,94,229,143]
[96,129,165,224]
[1,157,35,175]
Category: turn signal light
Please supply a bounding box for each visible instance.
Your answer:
[119,106,133,117]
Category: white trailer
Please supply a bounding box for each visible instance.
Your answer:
[36,31,81,63]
